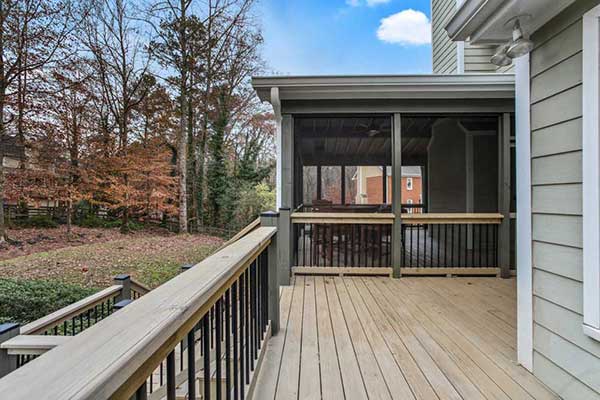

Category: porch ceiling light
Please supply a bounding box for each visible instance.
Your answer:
[506,18,534,58]
[490,44,512,67]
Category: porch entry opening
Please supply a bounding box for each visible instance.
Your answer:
[291,115,504,274]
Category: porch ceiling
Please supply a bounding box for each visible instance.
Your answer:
[296,116,392,166]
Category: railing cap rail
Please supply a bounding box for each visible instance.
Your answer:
[0,226,276,400]
[19,285,122,335]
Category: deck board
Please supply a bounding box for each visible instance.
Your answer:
[255,277,558,400]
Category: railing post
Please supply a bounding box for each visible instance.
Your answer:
[261,211,280,334]
[114,274,131,302]
[0,323,20,378]
[278,207,291,286]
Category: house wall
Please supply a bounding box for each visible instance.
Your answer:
[529,1,600,397]
[464,43,497,73]
[364,175,422,207]
[432,0,458,74]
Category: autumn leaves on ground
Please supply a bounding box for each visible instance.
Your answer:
[0,226,224,324]
[0,227,223,288]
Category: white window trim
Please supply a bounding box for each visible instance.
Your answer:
[583,4,600,342]
[515,54,534,370]
[406,177,413,191]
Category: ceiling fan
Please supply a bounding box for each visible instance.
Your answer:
[357,119,382,137]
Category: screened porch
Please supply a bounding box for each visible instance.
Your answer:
[289,114,512,277]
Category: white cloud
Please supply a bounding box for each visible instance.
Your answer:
[376,9,431,46]
[346,0,391,7]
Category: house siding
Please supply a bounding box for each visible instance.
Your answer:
[432,0,457,74]
[464,43,497,72]
[529,0,600,398]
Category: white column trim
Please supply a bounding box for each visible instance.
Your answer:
[515,54,533,371]
[582,4,600,340]
[271,87,282,209]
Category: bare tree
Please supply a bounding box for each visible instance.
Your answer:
[83,0,151,232]
[0,0,76,241]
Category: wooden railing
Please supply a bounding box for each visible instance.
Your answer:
[291,212,394,275]
[400,213,503,275]
[0,225,279,400]
[0,274,152,373]
[291,212,503,276]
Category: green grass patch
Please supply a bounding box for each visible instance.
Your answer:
[0,278,98,324]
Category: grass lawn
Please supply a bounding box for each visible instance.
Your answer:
[0,227,224,288]
[0,227,224,324]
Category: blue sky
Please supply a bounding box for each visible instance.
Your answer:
[258,0,433,76]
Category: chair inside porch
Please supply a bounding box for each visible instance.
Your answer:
[254,276,557,400]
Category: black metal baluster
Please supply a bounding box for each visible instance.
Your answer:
[245,269,251,383]
[303,224,307,267]
[232,281,239,400]
[180,340,184,371]
[225,289,232,400]
[436,224,441,267]
[203,312,211,400]
[216,298,223,400]
[450,224,455,267]
[250,263,257,368]
[239,273,246,399]
[429,224,434,267]
[188,328,196,400]
[166,351,176,400]
[416,225,420,268]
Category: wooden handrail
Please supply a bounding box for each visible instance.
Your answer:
[291,212,503,225]
[0,227,277,399]
[218,217,261,250]
[129,279,151,296]
[291,212,395,224]
[19,285,122,335]
[401,213,504,224]
[1,335,72,356]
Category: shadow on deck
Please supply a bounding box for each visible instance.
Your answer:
[254,276,557,400]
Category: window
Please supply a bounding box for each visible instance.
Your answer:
[582,4,600,342]
[407,198,413,214]
[406,177,413,191]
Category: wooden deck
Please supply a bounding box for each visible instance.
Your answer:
[254,276,558,400]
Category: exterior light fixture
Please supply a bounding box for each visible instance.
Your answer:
[490,43,512,67]
[506,17,534,58]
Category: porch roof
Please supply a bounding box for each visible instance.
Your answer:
[251,74,515,103]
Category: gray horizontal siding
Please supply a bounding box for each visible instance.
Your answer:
[529,1,600,397]
[464,43,496,73]
[432,0,457,74]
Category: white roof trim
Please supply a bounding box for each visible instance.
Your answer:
[252,74,515,103]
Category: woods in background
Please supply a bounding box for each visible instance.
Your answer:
[0,0,275,238]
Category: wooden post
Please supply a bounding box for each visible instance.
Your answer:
[278,207,291,286]
[114,274,131,302]
[0,323,19,378]
[499,113,511,278]
[260,211,280,334]
[392,114,403,278]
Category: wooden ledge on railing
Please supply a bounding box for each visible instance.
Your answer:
[400,213,504,225]
[291,212,395,224]
[19,285,122,335]
[130,279,151,297]
[1,335,72,356]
